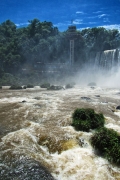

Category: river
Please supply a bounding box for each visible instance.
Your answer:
[0,86,120,180]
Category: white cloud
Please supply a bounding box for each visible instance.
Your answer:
[98,14,107,18]
[16,22,30,27]
[54,20,83,27]
[78,27,90,31]
[76,11,84,14]
[88,22,97,24]
[100,24,120,31]
[93,11,102,14]
[88,16,97,19]
[54,22,67,27]
[73,19,83,25]
[78,24,120,32]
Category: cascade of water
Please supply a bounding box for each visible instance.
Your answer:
[118,49,120,66]
[103,49,116,69]
[94,52,101,70]
[92,49,120,70]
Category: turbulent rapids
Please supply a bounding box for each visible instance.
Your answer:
[0,86,120,180]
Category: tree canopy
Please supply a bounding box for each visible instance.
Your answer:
[0,19,120,80]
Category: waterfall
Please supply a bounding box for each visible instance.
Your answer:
[118,49,120,66]
[104,49,116,69]
[91,49,120,70]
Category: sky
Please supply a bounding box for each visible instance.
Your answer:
[0,0,120,31]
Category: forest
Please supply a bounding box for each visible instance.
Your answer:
[0,19,120,85]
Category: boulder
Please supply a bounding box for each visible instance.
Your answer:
[47,85,63,90]
[116,105,120,110]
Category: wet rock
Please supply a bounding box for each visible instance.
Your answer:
[79,138,88,147]
[90,86,95,89]
[0,158,55,180]
[34,104,41,108]
[26,84,34,88]
[23,85,27,89]
[47,85,63,90]
[65,84,74,89]
[79,138,84,146]
[34,97,41,100]
[22,100,26,103]
[111,109,115,112]
[81,97,91,101]
[116,105,120,110]
[40,83,50,88]
[100,101,108,104]
[95,95,100,97]
[9,85,22,90]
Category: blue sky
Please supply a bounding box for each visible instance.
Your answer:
[0,0,120,31]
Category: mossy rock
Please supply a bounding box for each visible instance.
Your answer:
[91,127,120,165]
[47,85,63,90]
[23,85,27,89]
[0,86,2,89]
[40,83,50,88]
[65,84,73,89]
[72,108,105,132]
[9,85,22,90]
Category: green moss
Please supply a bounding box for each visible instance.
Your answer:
[72,108,105,132]
[91,127,120,164]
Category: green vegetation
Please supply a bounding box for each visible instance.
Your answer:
[81,27,120,52]
[91,127,120,164]
[0,19,120,83]
[0,73,19,86]
[72,108,105,132]
[72,108,120,166]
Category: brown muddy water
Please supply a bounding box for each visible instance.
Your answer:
[0,86,120,180]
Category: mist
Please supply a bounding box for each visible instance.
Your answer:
[70,65,120,88]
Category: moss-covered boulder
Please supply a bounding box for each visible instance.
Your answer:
[72,108,105,132]
[91,127,120,164]
[40,83,50,88]
[9,85,22,90]
[47,85,63,90]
